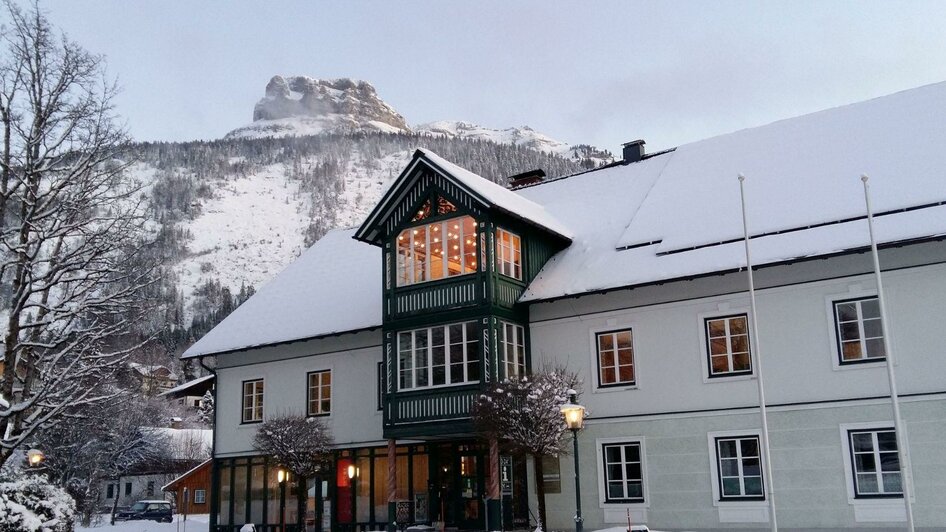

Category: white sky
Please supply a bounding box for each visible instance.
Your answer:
[40,0,946,153]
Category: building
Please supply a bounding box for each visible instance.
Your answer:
[98,427,212,510]
[183,82,946,531]
[164,459,213,514]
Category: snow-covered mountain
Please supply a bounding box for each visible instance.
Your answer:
[226,76,410,139]
[416,120,613,168]
[226,76,612,166]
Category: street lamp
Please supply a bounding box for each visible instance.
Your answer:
[277,468,288,532]
[26,449,45,468]
[560,390,585,532]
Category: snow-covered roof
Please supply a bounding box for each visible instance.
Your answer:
[416,148,573,240]
[182,229,381,358]
[518,81,946,300]
[183,82,946,357]
[157,374,215,398]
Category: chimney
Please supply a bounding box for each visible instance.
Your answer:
[622,139,645,164]
[507,169,546,189]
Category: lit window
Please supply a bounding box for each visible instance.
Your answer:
[496,228,522,280]
[715,436,764,500]
[602,442,644,502]
[398,322,479,389]
[499,321,526,378]
[396,215,477,286]
[705,315,752,377]
[849,429,901,497]
[834,297,885,364]
[242,379,264,423]
[307,370,331,416]
[194,489,207,504]
[596,329,635,387]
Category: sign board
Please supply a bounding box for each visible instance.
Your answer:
[500,455,513,495]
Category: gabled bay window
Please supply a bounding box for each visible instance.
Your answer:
[396,215,478,286]
[398,321,480,389]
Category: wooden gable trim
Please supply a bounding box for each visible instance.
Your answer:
[355,151,494,246]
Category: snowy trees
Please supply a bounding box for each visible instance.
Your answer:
[0,1,158,467]
[472,369,581,530]
[252,414,333,479]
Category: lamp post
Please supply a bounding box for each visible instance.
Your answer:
[560,390,586,532]
[277,469,288,532]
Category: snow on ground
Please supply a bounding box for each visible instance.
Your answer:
[77,515,209,532]
[176,164,310,316]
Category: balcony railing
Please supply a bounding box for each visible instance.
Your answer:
[391,276,480,317]
[385,384,479,426]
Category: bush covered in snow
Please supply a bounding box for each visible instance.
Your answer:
[0,476,75,532]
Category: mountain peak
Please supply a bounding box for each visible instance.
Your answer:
[227,75,409,139]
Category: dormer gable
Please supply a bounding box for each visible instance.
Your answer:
[353,149,572,247]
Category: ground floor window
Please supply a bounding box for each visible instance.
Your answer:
[602,442,644,502]
[848,428,902,497]
[714,436,764,500]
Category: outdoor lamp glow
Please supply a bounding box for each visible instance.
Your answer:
[560,390,585,430]
[277,468,287,483]
[27,449,44,467]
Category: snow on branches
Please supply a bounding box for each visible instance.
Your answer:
[0,2,160,466]
[252,414,334,478]
[472,368,581,457]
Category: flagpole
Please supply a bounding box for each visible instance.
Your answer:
[738,174,777,532]
[860,174,915,532]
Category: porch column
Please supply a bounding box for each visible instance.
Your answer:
[387,439,397,532]
[487,437,502,531]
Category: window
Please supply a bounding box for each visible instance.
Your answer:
[242,379,264,423]
[596,329,635,387]
[306,370,331,416]
[602,442,644,502]
[496,228,522,280]
[396,215,477,286]
[397,322,479,389]
[498,321,526,379]
[705,314,752,377]
[714,436,764,500]
[194,489,207,504]
[834,297,885,364]
[848,429,901,497]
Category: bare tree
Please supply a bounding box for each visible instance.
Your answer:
[252,414,334,479]
[0,1,158,467]
[472,368,581,531]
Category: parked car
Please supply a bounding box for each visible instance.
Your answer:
[115,500,173,522]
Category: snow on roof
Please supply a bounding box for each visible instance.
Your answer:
[182,228,381,358]
[157,374,215,397]
[518,81,946,301]
[185,82,946,356]
[416,148,573,241]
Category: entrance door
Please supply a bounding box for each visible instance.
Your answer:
[430,444,485,531]
[456,453,483,530]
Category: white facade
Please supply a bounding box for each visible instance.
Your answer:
[530,245,946,530]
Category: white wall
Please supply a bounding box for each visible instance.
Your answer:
[215,329,384,456]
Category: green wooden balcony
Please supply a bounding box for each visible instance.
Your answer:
[383,384,480,438]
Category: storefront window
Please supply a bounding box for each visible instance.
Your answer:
[219,465,231,526]
[233,460,248,524]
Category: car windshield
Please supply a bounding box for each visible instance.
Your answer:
[130,502,147,511]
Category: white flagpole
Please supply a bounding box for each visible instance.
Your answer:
[860,174,916,532]
[738,174,778,532]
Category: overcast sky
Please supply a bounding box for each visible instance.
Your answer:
[39,0,946,153]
